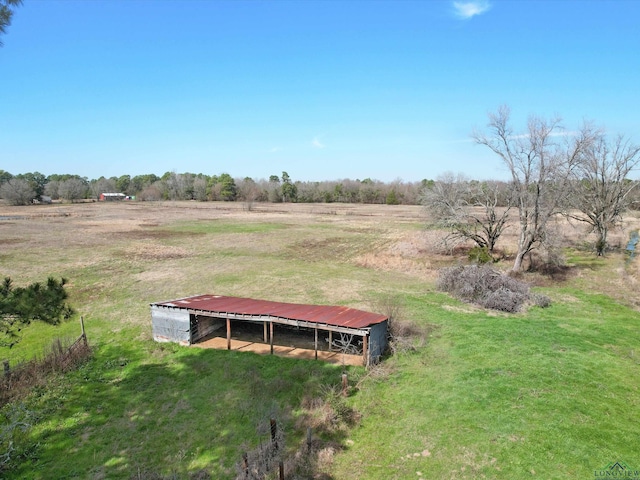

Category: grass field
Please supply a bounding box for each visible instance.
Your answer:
[1,201,639,479]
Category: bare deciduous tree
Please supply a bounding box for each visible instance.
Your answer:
[237,177,260,211]
[192,177,208,202]
[163,171,194,201]
[473,106,597,271]
[58,178,88,203]
[138,182,163,201]
[44,180,61,200]
[422,172,511,253]
[0,178,35,206]
[568,133,640,255]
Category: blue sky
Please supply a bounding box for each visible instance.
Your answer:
[1,0,639,182]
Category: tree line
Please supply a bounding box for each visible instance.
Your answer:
[0,170,430,206]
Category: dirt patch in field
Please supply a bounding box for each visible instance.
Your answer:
[290,237,373,263]
[117,229,205,241]
[121,242,191,261]
[0,237,22,245]
[134,269,187,284]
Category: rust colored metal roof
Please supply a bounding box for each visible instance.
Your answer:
[152,294,388,329]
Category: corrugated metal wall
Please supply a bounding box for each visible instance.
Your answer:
[151,306,191,345]
[368,320,389,363]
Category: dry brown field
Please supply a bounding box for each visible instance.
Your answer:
[1,199,639,335]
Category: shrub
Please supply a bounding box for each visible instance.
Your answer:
[437,264,536,313]
[370,294,428,356]
[385,190,399,205]
[468,246,493,264]
[0,336,91,408]
[530,292,552,308]
[481,286,526,313]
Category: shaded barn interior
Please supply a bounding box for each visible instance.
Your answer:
[151,295,389,366]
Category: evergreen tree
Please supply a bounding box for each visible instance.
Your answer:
[0,277,74,347]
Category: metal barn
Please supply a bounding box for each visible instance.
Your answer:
[150,294,389,366]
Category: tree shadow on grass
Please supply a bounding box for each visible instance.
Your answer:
[4,341,351,479]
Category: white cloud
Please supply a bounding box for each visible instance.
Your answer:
[508,130,579,140]
[269,147,282,153]
[453,1,491,19]
[312,136,325,149]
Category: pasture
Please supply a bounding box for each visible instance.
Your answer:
[1,201,639,479]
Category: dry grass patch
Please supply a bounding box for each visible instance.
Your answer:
[121,242,192,261]
[441,304,481,315]
[290,234,386,263]
[354,231,440,281]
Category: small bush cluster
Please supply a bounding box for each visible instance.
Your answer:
[371,293,429,356]
[0,336,91,408]
[468,246,493,264]
[0,403,36,472]
[236,392,358,480]
[288,390,358,479]
[437,264,548,313]
[1,337,92,473]
[530,292,552,308]
[298,385,360,436]
[234,420,285,480]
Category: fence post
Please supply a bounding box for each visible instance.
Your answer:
[270,418,278,450]
[270,418,284,479]
[242,452,249,479]
[80,316,87,346]
[342,372,348,397]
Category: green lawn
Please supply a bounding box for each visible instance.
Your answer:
[6,341,346,479]
[333,290,640,479]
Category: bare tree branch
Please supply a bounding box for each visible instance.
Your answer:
[473,106,596,271]
[567,133,640,255]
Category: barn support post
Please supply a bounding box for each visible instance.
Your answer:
[226,318,231,350]
[362,334,368,367]
[263,322,268,343]
[329,330,333,352]
[270,321,274,355]
[314,327,318,360]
